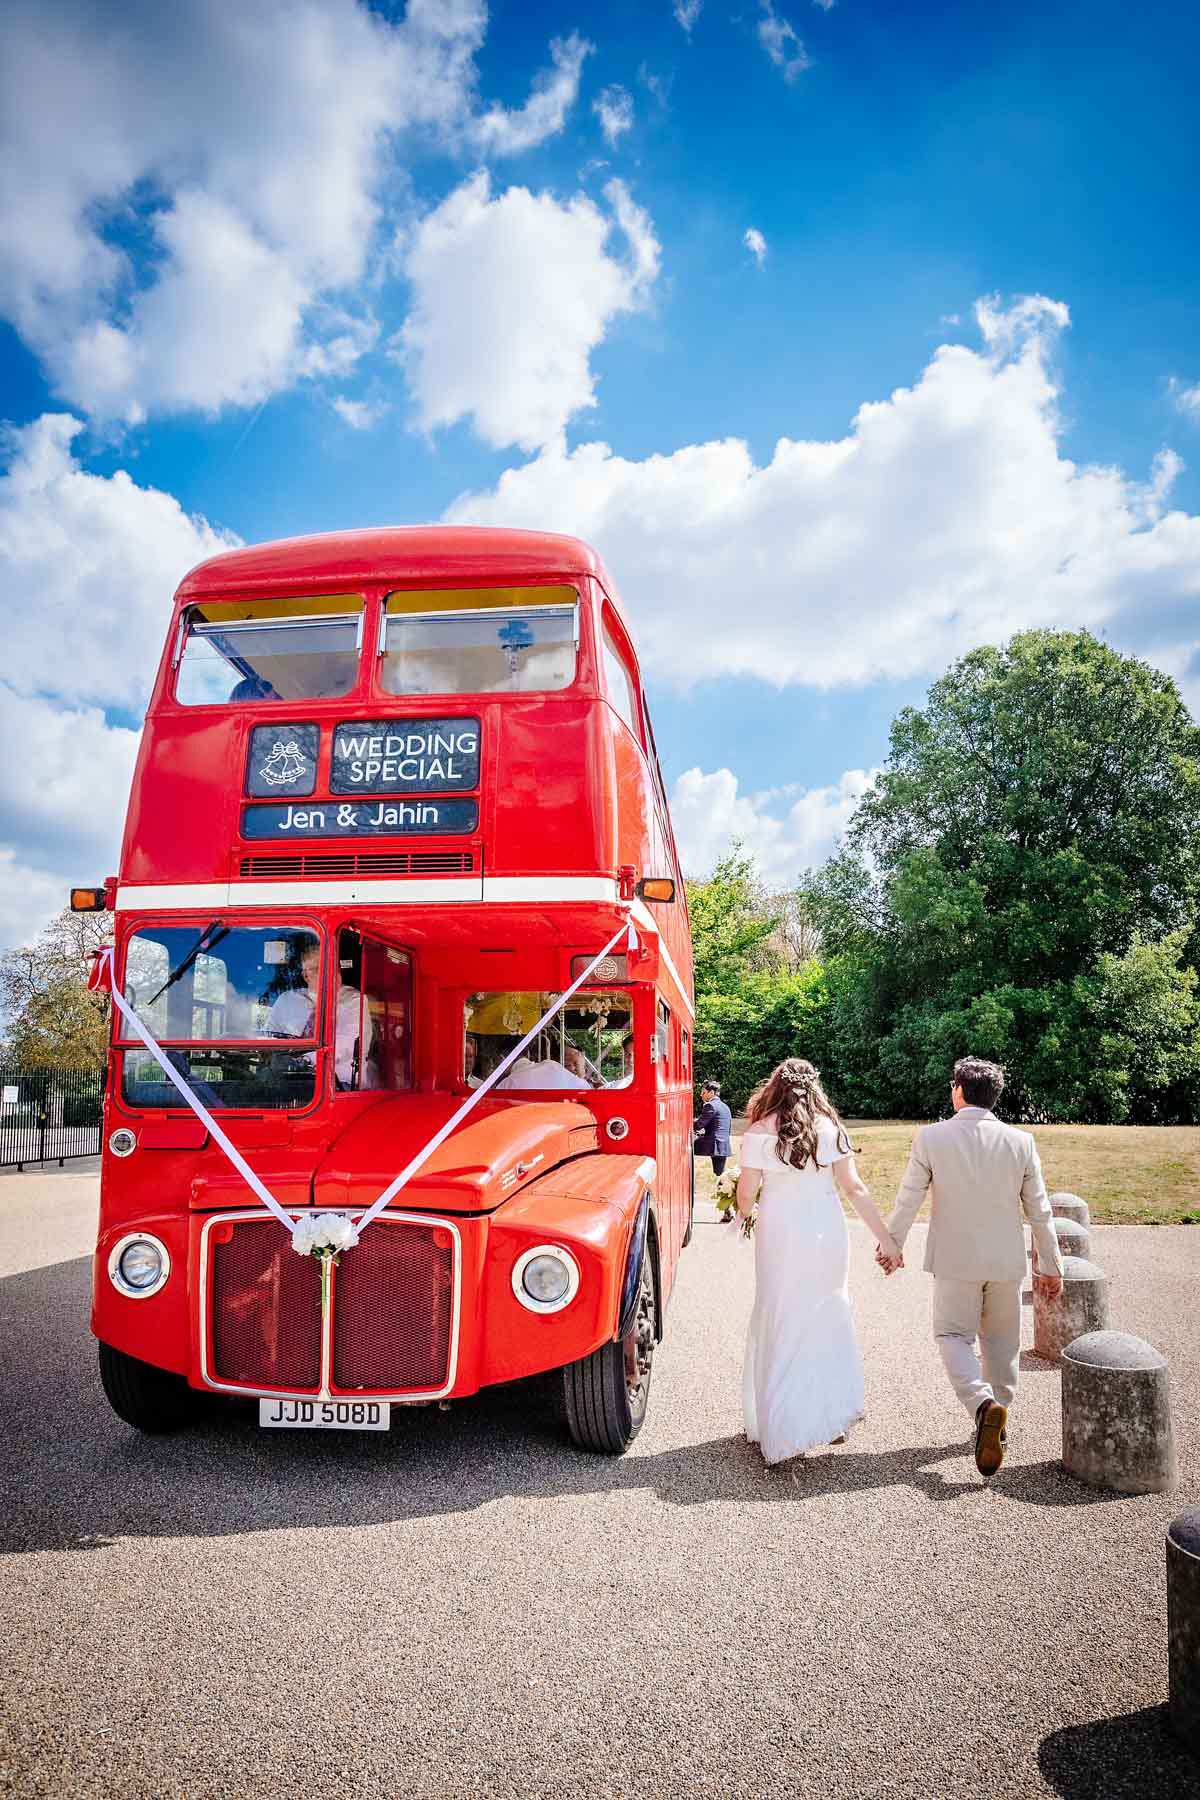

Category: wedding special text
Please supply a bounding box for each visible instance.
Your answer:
[333,725,478,787]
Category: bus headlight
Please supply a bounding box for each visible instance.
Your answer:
[512,1246,580,1314]
[109,1233,171,1299]
[109,1128,137,1157]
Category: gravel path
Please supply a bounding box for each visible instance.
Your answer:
[1,1171,1197,1799]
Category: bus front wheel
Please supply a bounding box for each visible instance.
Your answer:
[98,1342,198,1434]
[562,1245,657,1455]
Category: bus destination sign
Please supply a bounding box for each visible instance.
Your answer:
[331,717,480,794]
[241,798,478,839]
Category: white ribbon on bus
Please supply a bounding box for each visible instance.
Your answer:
[98,916,638,1243]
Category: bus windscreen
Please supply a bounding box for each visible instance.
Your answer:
[465,989,633,1091]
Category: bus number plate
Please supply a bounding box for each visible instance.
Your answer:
[259,1399,390,1431]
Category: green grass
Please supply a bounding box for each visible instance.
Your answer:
[696,1119,1200,1225]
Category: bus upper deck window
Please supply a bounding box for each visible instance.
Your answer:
[380,587,578,696]
[175,595,364,705]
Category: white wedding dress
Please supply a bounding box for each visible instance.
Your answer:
[741,1115,866,1465]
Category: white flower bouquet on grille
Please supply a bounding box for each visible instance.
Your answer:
[291,1212,360,1260]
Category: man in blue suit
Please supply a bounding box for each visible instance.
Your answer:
[694,1080,733,1174]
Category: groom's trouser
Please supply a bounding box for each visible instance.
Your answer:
[932,1278,1022,1415]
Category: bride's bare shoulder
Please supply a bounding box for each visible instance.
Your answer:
[743,1114,777,1135]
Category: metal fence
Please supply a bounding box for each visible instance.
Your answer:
[0,1065,105,1169]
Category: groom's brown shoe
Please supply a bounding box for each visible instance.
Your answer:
[974,1400,1008,1477]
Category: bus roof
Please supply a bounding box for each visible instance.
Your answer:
[178,526,616,605]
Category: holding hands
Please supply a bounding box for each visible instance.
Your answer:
[875,1234,903,1276]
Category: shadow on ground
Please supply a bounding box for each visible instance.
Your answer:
[1,1255,1126,1556]
[1038,1707,1198,1799]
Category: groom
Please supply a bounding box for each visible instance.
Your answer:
[880,1056,1064,1477]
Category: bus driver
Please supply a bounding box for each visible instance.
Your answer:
[267,941,373,1089]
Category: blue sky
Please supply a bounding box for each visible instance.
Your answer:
[1,0,1198,944]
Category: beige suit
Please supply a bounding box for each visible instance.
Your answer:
[887,1106,1064,1415]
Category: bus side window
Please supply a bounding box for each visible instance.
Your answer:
[601,616,643,743]
[656,999,671,1072]
[337,931,412,1091]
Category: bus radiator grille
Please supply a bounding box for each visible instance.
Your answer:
[237,852,474,879]
[211,1222,323,1390]
[332,1223,455,1393]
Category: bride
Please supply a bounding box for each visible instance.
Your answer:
[737,1058,901,1466]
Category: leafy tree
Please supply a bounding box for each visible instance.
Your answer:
[1065,931,1200,1123]
[853,630,1200,982]
[685,849,782,1000]
[824,631,1200,1120]
[0,908,111,1068]
[686,852,834,1108]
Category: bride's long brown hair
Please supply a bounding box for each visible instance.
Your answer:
[745,1058,851,1171]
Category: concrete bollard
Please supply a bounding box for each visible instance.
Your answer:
[1062,1331,1177,1495]
[1032,1256,1109,1362]
[1032,1215,1090,1276]
[1167,1507,1200,1758]
[1052,1215,1090,1261]
[1048,1191,1091,1228]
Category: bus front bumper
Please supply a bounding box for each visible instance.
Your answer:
[93,1186,641,1404]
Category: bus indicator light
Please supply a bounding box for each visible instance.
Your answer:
[636,877,676,904]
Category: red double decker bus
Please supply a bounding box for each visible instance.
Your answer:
[76,527,695,1453]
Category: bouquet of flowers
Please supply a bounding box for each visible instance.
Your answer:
[291,1212,360,1260]
[291,1212,360,1316]
[712,1168,755,1239]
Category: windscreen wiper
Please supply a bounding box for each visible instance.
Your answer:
[144,922,229,1008]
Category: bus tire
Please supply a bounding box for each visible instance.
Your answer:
[682,1149,695,1247]
[98,1342,197,1434]
[562,1240,657,1455]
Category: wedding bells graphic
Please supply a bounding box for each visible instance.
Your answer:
[261,739,309,785]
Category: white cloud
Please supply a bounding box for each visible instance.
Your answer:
[0,853,68,956]
[0,686,140,878]
[744,227,768,265]
[0,414,237,711]
[974,291,1069,357]
[446,297,1200,707]
[0,413,239,947]
[812,0,837,11]
[671,767,876,883]
[639,65,671,108]
[0,1,591,424]
[331,396,390,430]
[0,680,143,950]
[399,173,661,452]
[0,685,144,952]
[1168,377,1200,423]
[674,1,703,33]
[757,3,812,81]
[471,32,592,157]
[594,86,635,147]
